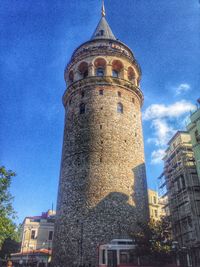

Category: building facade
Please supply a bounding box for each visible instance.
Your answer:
[160,131,200,266]
[187,104,200,181]
[148,189,167,221]
[21,210,55,253]
[53,4,149,267]
[11,210,55,266]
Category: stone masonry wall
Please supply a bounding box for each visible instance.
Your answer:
[53,77,149,266]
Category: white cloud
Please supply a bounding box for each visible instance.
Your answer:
[151,119,176,146]
[175,83,191,95]
[144,99,195,165]
[151,149,166,164]
[143,100,195,120]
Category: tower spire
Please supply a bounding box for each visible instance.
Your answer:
[101,0,106,17]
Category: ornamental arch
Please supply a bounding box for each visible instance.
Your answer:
[112,59,124,78]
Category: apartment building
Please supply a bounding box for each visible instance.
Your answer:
[159,131,200,266]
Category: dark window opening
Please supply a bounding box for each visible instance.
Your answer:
[195,130,200,143]
[118,91,121,97]
[83,70,88,78]
[181,175,186,189]
[99,89,104,95]
[155,209,158,218]
[132,98,135,103]
[102,249,106,264]
[48,231,53,241]
[96,68,104,77]
[81,91,85,98]
[100,30,104,36]
[31,230,36,239]
[112,69,119,78]
[69,71,74,83]
[80,103,85,114]
[117,103,123,113]
[100,125,102,129]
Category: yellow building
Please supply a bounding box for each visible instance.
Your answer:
[11,210,56,266]
[21,209,55,253]
[148,189,166,221]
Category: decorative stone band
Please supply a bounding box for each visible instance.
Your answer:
[62,76,144,107]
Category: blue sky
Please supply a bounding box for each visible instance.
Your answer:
[0,0,199,224]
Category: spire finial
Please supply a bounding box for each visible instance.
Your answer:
[101,0,106,17]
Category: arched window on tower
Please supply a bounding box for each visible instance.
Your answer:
[117,103,123,114]
[78,62,89,79]
[80,103,85,114]
[94,58,106,77]
[68,70,74,84]
[127,67,136,84]
[112,69,119,78]
[112,60,123,79]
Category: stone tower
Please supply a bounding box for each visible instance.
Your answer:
[53,3,149,267]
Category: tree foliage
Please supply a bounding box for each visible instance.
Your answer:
[132,217,173,264]
[0,166,18,250]
[0,238,20,260]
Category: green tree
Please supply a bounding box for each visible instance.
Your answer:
[0,166,18,250]
[0,238,20,260]
[132,217,173,265]
[148,217,172,263]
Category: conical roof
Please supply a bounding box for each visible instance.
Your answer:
[91,16,116,40]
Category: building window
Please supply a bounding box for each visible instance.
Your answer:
[48,231,53,241]
[112,60,123,78]
[94,58,106,77]
[195,130,200,143]
[180,175,186,189]
[31,230,36,239]
[96,67,104,77]
[99,89,104,95]
[132,98,135,104]
[81,91,85,98]
[68,70,74,84]
[80,103,85,114]
[154,210,158,218]
[83,70,88,78]
[127,66,135,82]
[153,196,157,204]
[117,103,123,113]
[112,69,119,78]
[78,62,89,79]
[100,30,104,36]
[102,249,106,264]
[118,91,121,97]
